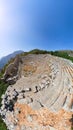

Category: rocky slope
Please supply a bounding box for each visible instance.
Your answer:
[0,54,73,130]
[0,50,23,69]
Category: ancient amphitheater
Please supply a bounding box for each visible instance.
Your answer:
[0,54,73,130]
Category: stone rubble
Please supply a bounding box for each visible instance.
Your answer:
[0,54,73,130]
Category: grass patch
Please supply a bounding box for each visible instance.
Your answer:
[0,115,7,130]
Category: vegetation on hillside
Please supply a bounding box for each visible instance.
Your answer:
[21,49,73,63]
[0,80,8,130]
[0,49,73,130]
[0,57,15,78]
[0,56,18,130]
[1,49,73,78]
[50,51,73,62]
[0,81,8,107]
[0,115,7,130]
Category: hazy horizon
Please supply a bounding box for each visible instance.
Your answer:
[0,0,73,58]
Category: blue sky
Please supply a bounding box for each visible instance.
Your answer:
[0,0,73,57]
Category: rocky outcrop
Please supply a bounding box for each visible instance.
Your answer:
[0,54,73,130]
[3,56,22,84]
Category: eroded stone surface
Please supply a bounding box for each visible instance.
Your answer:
[0,54,73,130]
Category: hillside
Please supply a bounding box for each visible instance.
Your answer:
[0,50,24,69]
[0,51,73,130]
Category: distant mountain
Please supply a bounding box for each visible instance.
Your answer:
[0,50,24,69]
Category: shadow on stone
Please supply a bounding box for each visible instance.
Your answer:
[69,114,73,130]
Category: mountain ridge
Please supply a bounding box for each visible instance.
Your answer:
[0,50,24,69]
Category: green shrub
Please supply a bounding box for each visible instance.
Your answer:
[0,115,7,130]
[49,51,73,62]
[18,49,73,63]
[0,80,8,130]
